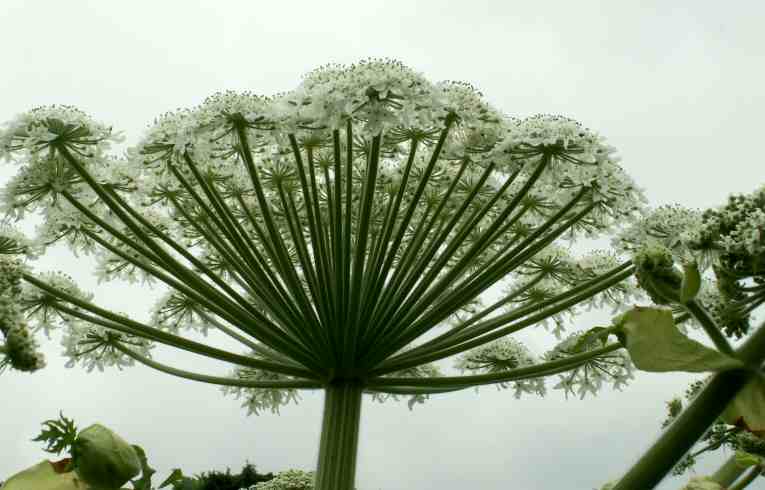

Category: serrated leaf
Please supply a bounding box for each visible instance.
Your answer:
[617,307,744,372]
[31,411,78,457]
[722,376,765,436]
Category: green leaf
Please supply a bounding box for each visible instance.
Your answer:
[722,376,765,436]
[616,307,744,373]
[130,444,156,490]
[735,450,764,468]
[158,468,185,489]
[680,262,701,303]
[31,411,78,457]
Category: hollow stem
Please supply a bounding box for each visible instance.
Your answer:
[684,298,736,358]
[612,318,765,490]
[711,454,747,487]
[314,381,364,490]
[729,466,762,490]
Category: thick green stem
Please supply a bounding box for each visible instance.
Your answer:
[711,454,747,487]
[730,466,762,490]
[684,299,736,358]
[612,319,765,490]
[315,381,364,490]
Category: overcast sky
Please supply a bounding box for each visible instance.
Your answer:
[1,1,764,489]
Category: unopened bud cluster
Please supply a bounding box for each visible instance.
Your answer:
[632,242,683,305]
[0,257,45,372]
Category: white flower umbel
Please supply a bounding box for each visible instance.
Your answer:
[544,331,634,399]
[252,469,315,490]
[1,59,647,490]
[61,317,154,373]
[614,204,703,263]
[221,352,303,415]
[455,337,545,398]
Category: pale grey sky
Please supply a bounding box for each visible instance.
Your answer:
[1,1,764,489]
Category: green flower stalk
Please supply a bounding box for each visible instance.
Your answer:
[608,190,765,489]
[0,60,645,490]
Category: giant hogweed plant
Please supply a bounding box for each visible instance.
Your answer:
[597,193,765,489]
[0,60,646,490]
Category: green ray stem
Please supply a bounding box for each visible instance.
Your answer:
[114,343,322,389]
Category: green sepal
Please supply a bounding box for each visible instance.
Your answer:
[680,262,702,303]
[74,424,141,490]
[130,445,156,490]
[616,307,743,373]
[735,449,764,468]
[722,376,765,436]
[158,468,185,488]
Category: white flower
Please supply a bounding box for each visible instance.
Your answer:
[60,317,154,373]
[252,469,315,490]
[545,331,633,399]
[455,337,546,398]
[221,352,302,415]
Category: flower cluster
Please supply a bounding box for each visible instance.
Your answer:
[19,271,94,338]
[692,185,765,264]
[614,205,702,260]
[0,223,39,257]
[1,256,45,372]
[369,355,442,410]
[573,251,641,311]
[544,331,634,399]
[454,337,545,398]
[0,105,119,161]
[250,469,315,490]
[61,318,154,373]
[220,353,302,415]
[622,191,765,339]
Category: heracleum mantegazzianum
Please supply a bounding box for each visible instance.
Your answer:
[0,60,645,489]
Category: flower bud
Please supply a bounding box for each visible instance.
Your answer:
[633,242,683,304]
[74,424,140,489]
[4,321,46,372]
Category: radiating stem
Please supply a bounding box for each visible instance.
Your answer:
[366,344,621,388]
[114,343,322,389]
[372,265,634,375]
[314,381,363,490]
[28,278,319,378]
